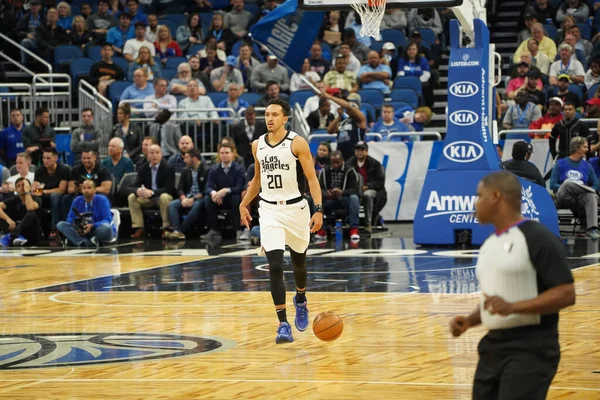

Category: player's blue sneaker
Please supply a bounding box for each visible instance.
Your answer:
[0,234,11,247]
[275,322,293,344]
[293,295,309,332]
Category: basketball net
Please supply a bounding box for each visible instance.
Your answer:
[350,0,386,41]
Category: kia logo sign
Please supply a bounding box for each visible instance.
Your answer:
[449,110,479,126]
[449,82,479,98]
[443,141,484,163]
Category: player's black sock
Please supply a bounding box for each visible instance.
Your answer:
[266,250,287,322]
[290,249,307,302]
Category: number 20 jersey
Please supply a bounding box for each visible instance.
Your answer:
[257,131,306,202]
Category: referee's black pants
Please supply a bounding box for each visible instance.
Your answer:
[473,329,560,400]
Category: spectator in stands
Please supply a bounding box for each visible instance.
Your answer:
[166,148,206,239]
[529,97,564,138]
[586,98,600,119]
[320,11,344,48]
[178,80,218,124]
[145,13,159,43]
[397,42,433,107]
[122,68,155,103]
[569,25,592,59]
[0,177,40,247]
[147,110,182,158]
[346,141,386,233]
[217,83,249,119]
[584,59,600,89]
[135,135,157,168]
[290,58,322,93]
[168,135,194,174]
[514,23,557,64]
[557,0,589,23]
[307,98,335,132]
[211,56,245,92]
[304,81,340,116]
[56,2,72,31]
[2,0,26,34]
[371,104,410,141]
[551,136,599,238]
[408,8,443,38]
[251,55,290,93]
[22,107,55,166]
[332,43,361,74]
[317,150,361,241]
[124,22,155,62]
[308,42,330,78]
[170,62,206,96]
[511,69,547,108]
[314,142,331,173]
[204,13,236,53]
[106,12,134,56]
[110,104,144,164]
[408,30,439,71]
[506,62,543,99]
[336,28,369,64]
[17,0,44,65]
[554,74,583,109]
[176,14,204,54]
[201,142,246,241]
[101,137,134,184]
[128,144,174,238]
[549,43,585,85]
[380,9,407,30]
[549,101,589,159]
[154,24,182,65]
[198,42,224,76]
[380,42,398,74]
[80,3,93,20]
[558,15,576,43]
[235,42,260,88]
[70,15,91,48]
[217,137,245,167]
[396,106,433,132]
[1,153,34,198]
[36,7,70,64]
[143,77,177,117]
[62,149,113,220]
[517,10,538,44]
[323,91,366,159]
[185,0,212,13]
[323,56,359,93]
[503,90,542,130]
[86,0,115,45]
[149,0,182,16]
[359,51,392,95]
[198,37,227,61]
[562,34,589,68]
[0,108,25,168]
[519,39,550,77]
[225,0,251,39]
[188,56,211,91]
[89,43,125,96]
[71,108,102,165]
[125,0,147,26]
[127,46,161,82]
[530,0,557,25]
[255,81,283,107]
[58,179,115,246]
[502,141,544,186]
[231,106,266,165]
[32,148,69,239]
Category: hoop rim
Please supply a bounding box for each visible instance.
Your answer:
[298,0,463,11]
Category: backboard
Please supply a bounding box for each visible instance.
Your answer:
[298,0,463,10]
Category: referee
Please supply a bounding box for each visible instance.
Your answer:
[450,171,575,399]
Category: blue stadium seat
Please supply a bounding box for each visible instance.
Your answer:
[588,83,600,99]
[158,18,179,37]
[362,103,376,122]
[289,90,314,109]
[54,45,83,70]
[199,13,214,36]
[418,28,437,46]
[161,68,177,81]
[244,3,260,14]
[163,13,186,27]
[358,89,385,109]
[393,76,423,97]
[387,101,411,111]
[380,30,407,48]
[370,41,384,53]
[187,43,205,56]
[543,24,558,42]
[241,92,262,106]
[576,23,591,40]
[108,81,131,109]
[55,134,74,166]
[70,57,95,87]
[86,45,102,62]
[112,57,130,75]
[547,84,584,102]
[211,0,230,9]
[164,57,188,70]
[208,92,228,105]
[231,40,245,57]
[390,89,419,108]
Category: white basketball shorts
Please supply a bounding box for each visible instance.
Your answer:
[258,198,311,253]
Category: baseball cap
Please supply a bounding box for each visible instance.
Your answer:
[29,0,41,4]
[526,69,541,78]
[355,141,368,150]
[557,73,571,82]
[517,61,530,67]
[267,54,278,61]
[523,10,536,19]
[512,141,533,160]
[226,55,237,66]
[587,97,600,106]
[382,42,396,51]
[549,97,564,107]
[410,30,421,37]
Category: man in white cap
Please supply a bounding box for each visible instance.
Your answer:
[251,54,290,93]
[211,55,245,92]
[380,42,397,74]
[529,97,564,138]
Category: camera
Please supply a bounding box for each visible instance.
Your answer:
[72,208,93,236]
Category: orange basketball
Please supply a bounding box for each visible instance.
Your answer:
[313,311,343,342]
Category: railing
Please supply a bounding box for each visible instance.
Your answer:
[32,73,72,127]
[0,83,34,127]
[498,129,551,139]
[0,32,52,78]
[79,80,113,157]
[308,131,443,143]
[388,131,443,141]
[293,102,310,139]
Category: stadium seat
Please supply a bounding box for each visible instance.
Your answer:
[380,30,407,48]
[54,45,83,70]
[370,41,384,53]
[543,24,558,42]
[199,13,213,36]
[187,43,205,56]
[390,89,419,108]
[164,57,188,70]
[70,57,95,87]
[244,3,260,14]
[289,90,314,109]
[362,103,376,122]
[577,23,591,40]
[240,92,262,106]
[418,28,437,46]
[108,81,131,109]
[208,92,228,105]
[211,0,230,9]
[393,76,423,97]
[547,84,584,102]
[161,68,177,81]
[55,134,74,165]
[112,57,130,75]
[86,45,102,62]
[162,13,186,27]
[358,89,385,109]
[588,83,600,99]
[158,18,179,37]
[387,101,411,111]
[231,40,245,57]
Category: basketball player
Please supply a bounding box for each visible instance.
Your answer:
[239,99,323,344]
[450,171,575,399]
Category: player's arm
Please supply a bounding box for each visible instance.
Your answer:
[293,136,323,233]
[449,305,481,337]
[239,140,261,228]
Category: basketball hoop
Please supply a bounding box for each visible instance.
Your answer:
[350,0,386,41]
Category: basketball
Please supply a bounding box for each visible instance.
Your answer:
[313,311,343,341]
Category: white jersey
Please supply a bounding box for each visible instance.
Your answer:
[257,131,305,202]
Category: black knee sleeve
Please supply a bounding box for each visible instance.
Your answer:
[290,249,307,289]
[266,249,286,305]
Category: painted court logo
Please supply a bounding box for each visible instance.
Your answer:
[0,333,235,369]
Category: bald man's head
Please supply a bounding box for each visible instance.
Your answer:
[480,171,522,213]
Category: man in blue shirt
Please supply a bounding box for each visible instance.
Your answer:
[358,51,392,95]
[57,179,115,246]
[550,136,600,238]
[124,0,148,26]
[106,12,134,56]
[217,83,249,121]
[0,108,25,167]
[101,137,135,185]
[370,104,411,141]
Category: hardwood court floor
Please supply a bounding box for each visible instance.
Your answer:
[0,242,598,399]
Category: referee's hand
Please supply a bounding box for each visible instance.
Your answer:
[483,294,514,316]
[449,316,470,337]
